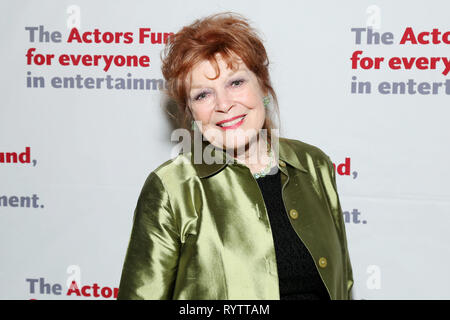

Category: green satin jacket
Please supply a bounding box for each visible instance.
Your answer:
[117,137,354,300]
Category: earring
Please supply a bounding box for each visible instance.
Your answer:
[263,95,270,108]
[191,120,197,131]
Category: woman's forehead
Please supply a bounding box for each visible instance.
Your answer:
[187,55,248,86]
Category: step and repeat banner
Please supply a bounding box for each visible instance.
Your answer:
[1,0,449,300]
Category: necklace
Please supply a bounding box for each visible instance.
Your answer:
[253,147,275,179]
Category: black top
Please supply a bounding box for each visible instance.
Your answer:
[255,166,330,300]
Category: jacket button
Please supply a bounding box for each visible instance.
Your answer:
[279,160,286,167]
[289,209,299,219]
[318,257,327,268]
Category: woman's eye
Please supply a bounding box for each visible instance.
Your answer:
[193,80,244,101]
[194,92,208,101]
[231,79,245,87]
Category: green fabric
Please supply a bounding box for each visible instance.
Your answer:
[117,137,354,300]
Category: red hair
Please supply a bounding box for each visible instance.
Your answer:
[160,11,279,139]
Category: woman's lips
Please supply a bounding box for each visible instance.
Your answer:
[216,115,246,130]
[216,114,246,125]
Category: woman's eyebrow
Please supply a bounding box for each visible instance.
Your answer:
[190,69,246,90]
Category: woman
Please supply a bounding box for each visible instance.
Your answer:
[117,12,353,300]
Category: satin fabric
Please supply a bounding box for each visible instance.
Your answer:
[117,137,354,300]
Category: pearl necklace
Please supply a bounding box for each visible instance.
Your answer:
[253,147,275,179]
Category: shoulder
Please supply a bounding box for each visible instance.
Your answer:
[280,137,330,158]
[140,153,196,194]
[279,137,333,168]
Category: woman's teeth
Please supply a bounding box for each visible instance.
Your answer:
[218,115,246,127]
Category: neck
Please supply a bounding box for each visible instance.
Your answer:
[230,136,275,175]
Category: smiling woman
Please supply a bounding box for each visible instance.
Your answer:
[117,11,353,300]
[159,13,279,147]
[186,53,268,159]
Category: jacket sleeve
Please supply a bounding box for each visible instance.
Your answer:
[117,171,180,299]
[325,156,354,300]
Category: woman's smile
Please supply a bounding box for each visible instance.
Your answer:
[216,114,247,130]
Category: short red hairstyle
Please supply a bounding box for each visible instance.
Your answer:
[161,12,279,137]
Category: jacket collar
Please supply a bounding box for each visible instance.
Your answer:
[190,136,308,178]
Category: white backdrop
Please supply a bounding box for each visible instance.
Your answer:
[1,0,449,299]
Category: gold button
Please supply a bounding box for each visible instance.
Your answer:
[318,257,327,268]
[289,209,298,219]
[279,160,286,167]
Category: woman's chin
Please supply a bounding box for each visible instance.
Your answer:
[202,125,266,153]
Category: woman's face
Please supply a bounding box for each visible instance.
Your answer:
[187,53,267,151]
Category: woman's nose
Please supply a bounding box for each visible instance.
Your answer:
[214,89,233,113]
